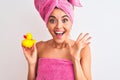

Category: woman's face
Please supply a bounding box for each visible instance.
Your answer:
[47,8,72,44]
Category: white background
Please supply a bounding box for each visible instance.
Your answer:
[0,0,120,80]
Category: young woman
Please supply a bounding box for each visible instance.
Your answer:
[22,0,92,80]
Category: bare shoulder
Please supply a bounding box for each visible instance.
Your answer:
[36,40,43,45]
[36,40,49,48]
[36,41,44,48]
[36,39,52,50]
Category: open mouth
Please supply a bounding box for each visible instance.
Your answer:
[54,31,65,37]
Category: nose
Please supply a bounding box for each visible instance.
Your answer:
[56,20,63,29]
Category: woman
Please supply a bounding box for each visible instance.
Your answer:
[22,0,92,80]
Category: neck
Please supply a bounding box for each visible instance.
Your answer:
[51,40,67,49]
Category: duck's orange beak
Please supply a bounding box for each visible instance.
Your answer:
[24,35,26,39]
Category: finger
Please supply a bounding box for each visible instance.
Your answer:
[82,34,91,43]
[32,43,37,58]
[22,47,30,59]
[76,33,83,43]
[81,33,89,41]
[76,33,89,44]
[86,36,92,42]
[22,47,25,54]
[22,45,33,56]
[22,46,28,53]
[86,37,92,45]
[87,42,91,45]
[83,36,91,46]
[77,34,91,48]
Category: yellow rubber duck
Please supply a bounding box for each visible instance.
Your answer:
[22,32,36,48]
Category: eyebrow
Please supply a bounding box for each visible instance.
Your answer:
[62,15,69,18]
[49,16,56,18]
[49,15,69,19]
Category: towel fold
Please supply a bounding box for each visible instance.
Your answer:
[34,0,82,23]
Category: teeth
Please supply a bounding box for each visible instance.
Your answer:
[55,31,65,35]
[55,32,64,34]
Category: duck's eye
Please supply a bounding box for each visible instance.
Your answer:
[62,18,68,23]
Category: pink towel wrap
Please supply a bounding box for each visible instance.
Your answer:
[36,58,74,80]
[34,0,82,23]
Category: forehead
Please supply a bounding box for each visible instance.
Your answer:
[50,8,68,18]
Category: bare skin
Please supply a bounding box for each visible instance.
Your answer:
[22,8,92,80]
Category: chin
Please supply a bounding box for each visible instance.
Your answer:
[54,38,65,44]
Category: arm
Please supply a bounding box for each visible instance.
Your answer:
[22,44,38,80]
[73,46,92,80]
[28,63,37,80]
[67,33,92,80]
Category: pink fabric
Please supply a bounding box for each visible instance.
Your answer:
[34,0,82,23]
[36,58,74,80]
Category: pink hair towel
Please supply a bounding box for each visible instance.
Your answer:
[34,0,82,23]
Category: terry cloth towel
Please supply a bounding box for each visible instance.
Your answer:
[34,0,82,23]
[36,58,74,80]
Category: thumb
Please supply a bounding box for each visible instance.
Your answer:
[32,43,37,58]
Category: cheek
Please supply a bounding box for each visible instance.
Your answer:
[65,25,72,35]
[67,28,71,34]
[47,27,52,33]
[47,23,53,31]
[65,27,71,36]
[66,24,72,31]
[47,27,54,36]
[47,23,56,30]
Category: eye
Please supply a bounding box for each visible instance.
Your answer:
[62,18,68,23]
[49,19,56,23]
